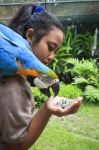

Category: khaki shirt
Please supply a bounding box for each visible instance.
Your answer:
[0,75,35,150]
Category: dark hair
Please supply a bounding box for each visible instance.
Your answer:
[9,4,63,44]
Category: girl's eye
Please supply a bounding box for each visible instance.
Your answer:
[48,44,56,52]
[48,45,53,51]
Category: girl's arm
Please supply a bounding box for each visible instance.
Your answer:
[9,96,82,150]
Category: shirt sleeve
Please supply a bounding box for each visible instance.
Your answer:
[0,76,35,144]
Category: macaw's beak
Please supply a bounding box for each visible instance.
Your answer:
[40,82,60,97]
[33,75,60,97]
[50,82,60,96]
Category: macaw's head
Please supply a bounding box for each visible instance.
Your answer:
[33,74,60,97]
[27,74,60,97]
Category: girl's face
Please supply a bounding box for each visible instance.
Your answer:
[29,27,63,65]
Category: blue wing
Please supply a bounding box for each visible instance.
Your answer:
[0,23,57,78]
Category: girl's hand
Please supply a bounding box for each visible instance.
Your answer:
[46,96,83,117]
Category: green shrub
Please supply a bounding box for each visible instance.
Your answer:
[72,59,98,78]
[31,87,47,107]
[70,33,94,59]
[73,76,89,91]
[84,85,99,103]
[58,82,83,99]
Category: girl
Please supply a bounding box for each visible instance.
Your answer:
[0,4,82,150]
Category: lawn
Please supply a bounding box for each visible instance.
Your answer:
[29,103,99,150]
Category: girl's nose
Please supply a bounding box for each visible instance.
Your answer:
[48,52,55,61]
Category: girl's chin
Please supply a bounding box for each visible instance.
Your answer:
[45,62,49,65]
[43,61,49,65]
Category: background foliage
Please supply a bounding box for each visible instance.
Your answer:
[32,26,99,106]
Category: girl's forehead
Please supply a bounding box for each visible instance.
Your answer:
[45,28,64,43]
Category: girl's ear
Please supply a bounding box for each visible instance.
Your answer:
[25,28,34,43]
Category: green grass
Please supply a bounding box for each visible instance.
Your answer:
[29,103,99,150]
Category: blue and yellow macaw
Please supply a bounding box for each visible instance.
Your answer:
[0,23,59,97]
